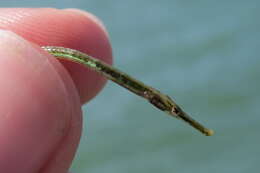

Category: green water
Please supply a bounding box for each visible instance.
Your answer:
[4,1,260,172]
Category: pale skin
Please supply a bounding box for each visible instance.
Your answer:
[0,8,212,173]
[0,8,112,173]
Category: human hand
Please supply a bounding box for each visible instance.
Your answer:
[0,8,112,173]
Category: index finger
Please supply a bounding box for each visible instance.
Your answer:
[0,8,113,103]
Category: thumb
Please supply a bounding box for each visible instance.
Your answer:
[0,30,82,173]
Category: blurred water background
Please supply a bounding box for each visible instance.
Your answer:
[2,0,260,172]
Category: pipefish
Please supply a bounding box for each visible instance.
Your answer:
[42,46,214,136]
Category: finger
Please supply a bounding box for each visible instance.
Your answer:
[0,8,113,103]
[0,30,82,173]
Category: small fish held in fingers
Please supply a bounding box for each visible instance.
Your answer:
[42,46,214,136]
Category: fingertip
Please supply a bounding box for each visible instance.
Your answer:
[0,8,113,103]
[0,29,82,172]
[64,8,110,39]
